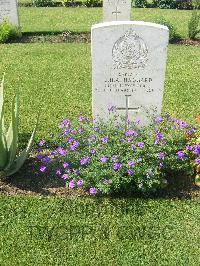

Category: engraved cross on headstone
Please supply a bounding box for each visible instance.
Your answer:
[112,6,121,20]
[103,0,131,22]
[116,95,140,130]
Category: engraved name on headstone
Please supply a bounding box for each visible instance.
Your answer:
[92,21,169,125]
[103,0,131,22]
[0,0,19,26]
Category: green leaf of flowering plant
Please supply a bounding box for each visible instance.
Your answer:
[0,74,8,169]
[5,112,39,177]
[5,90,20,170]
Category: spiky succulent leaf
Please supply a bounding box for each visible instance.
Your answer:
[5,91,19,170]
[5,114,39,177]
[0,75,8,168]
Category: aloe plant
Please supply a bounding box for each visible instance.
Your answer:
[0,75,38,178]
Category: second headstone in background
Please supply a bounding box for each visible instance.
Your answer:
[103,0,131,22]
[0,0,20,27]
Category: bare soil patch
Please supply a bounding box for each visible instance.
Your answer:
[0,156,199,199]
[11,33,200,46]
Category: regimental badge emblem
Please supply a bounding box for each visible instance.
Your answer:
[112,29,148,69]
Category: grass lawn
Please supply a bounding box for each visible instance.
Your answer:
[18,7,199,39]
[0,43,199,143]
[0,7,200,264]
[0,196,200,265]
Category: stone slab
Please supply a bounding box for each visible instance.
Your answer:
[0,0,19,26]
[91,21,169,125]
[103,0,131,22]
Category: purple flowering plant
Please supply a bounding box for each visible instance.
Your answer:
[37,113,199,195]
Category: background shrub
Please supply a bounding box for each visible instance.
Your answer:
[176,0,193,9]
[188,10,200,39]
[134,0,148,8]
[155,17,179,41]
[153,0,177,9]
[33,0,54,7]
[193,0,200,9]
[0,20,21,44]
[84,0,102,7]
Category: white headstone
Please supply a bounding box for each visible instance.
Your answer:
[103,0,131,22]
[0,0,19,27]
[92,21,169,125]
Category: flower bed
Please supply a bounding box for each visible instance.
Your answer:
[37,112,200,196]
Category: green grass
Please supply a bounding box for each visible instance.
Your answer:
[0,196,200,265]
[0,9,200,265]
[0,43,199,144]
[18,7,199,39]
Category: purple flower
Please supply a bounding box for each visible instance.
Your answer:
[128,161,135,167]
[177,150,185,160]
[137,142,144,149]
[78,116,85,122]
[50,151,56,156]
[39,139,46,146]
[108,105,116,113]
[193,145,200,156]
[62,174,69,180]
[127,169,134,175]
[112,162,123,170]
[187,128,196,135]
[42,157,51,163]
[78,128,83,134]
[137,157,142,163]
[77,180,84,187]
[40,166,46,172]
[63,162,69,169]
[74,169,81,175]
[89,187,97,195]
[56,169,62,175]
[59,119,71,129]
[93,127,99,132]
[125,129,137,137]
[135,119,141,125]
[80,157,91,165]
[90,149,96,155]
[159,162,164,169]
[93,118,98,123]
[100,156,108,163]
[101,136,108,143]
[158,152,165,160]
[111,155,118,162]
[37,154,44,160]
[66,137,73,143]
[155,131,163,145]
[69,180,76,189]
[63,128,70,135]
[195,158,200,165]
[176,120,188,129]
[57,147,67,156]
[70,140,79,151]
[186,145,193,151]
[155,116,164,124]
[70,129,76,134]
